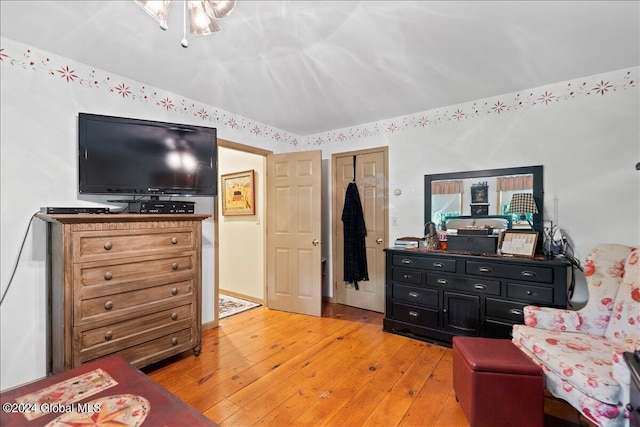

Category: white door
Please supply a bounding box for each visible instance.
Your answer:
[266,150,322,316]
[334,149,388,313]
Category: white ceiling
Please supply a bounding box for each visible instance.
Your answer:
[1,1,639,136]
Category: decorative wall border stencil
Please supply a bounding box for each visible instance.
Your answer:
[0,39,300,147]
[1,38,637,148]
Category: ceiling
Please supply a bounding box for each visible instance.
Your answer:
[1,1,639,136]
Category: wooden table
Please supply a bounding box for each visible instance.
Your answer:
[0,355,218,426]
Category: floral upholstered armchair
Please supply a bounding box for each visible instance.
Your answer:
[512,244,639,427]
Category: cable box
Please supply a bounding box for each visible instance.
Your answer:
[127,201,195,214]
[41,207,111,214]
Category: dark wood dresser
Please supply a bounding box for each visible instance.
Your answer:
[383,248,570,345]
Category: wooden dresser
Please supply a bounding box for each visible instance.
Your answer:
[383,247,570,345]
[37,213,210,374]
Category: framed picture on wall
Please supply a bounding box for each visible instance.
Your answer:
[471,183,489,204]
[470,204,489,216]
[221,169,255,216]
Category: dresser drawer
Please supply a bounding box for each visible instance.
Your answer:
[392,284,438,307]
[77,304,194,351]
[506,282,554,304]
[466,261,553,283]
[75,253,196,289]
[76,280,194,325]
[73,227,196,262]
[79,327,195,366]
[392,254,456,272]
[426,274,500,296]
[391,302,439,328]
[486,298,527,322]
[392,268,423,285]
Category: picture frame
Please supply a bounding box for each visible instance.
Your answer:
[470,204,489,216]
[471,183,489,204]
[221,169,255,216]
[499,230,538,258]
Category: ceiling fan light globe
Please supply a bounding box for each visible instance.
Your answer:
[203,0,236,19]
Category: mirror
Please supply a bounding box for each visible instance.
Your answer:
[424,165,544,249]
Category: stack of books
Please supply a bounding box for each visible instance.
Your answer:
[394,237,422,249]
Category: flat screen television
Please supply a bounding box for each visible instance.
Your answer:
[78,113,217,197]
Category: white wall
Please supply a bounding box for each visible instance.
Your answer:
[1,36,638,390]
[0,37,292,390]
[313,69,640,294]
[218,147,265,301]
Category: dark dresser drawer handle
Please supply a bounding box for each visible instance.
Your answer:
[401,259,412,265]
[103,242,112,250]
[171,312,178,321]
[433,262,444,268]
[527,290,533,295]
[171,337,179,346]
[171,237,178,244]
[408,311,419,318]
[437,279,448,285]
[510,309,524,316]
[478,267,492,273]
[104,330,113,341]
[403,274,412,279]
[408,292,420,298]
[104,301,113,310]
[521,271,537,278]
[104,271,113,281]
[474,284,486,290]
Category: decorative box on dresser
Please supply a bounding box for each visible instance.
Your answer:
[37,213,210,374]
[383,248,570,345]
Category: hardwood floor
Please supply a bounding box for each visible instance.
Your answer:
[144,303,595,426]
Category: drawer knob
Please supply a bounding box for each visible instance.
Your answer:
[104,271,113,281]
[171,287,178,296]
[171,237,178,244]
[171,337,179,346]
[171,312,178,321]
[401,259,412,265]
[104,301,114,310]
[521,271,537,278]
[527,290,533,295]
[437,279,448,285]
[478,267,492,273]
[104,330,113,340]
[104,242,112,250]
[433,262,444,268]
[171,262,179,270]
[403,274,411,279]
[408,292,420,298]
[474,284,487,290]
[626,403,638,413]
[408,311,419,318]
[510,309,524,316]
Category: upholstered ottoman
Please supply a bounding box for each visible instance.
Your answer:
[452,336,544,427]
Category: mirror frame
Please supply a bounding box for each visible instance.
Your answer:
[424,165,544,251]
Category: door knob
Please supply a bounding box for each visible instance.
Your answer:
[312,239,320,246]
[376,238,383,244]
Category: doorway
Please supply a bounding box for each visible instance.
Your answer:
[332,147,388,313]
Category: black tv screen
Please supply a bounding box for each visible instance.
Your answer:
[78,113,217,197]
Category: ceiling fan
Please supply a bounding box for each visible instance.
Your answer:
[135,0,236,47]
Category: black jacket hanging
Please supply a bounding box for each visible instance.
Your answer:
[342,181,369,290]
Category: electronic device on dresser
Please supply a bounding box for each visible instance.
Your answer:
[78,113,218,200]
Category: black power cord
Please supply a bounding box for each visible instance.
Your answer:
[560,237,583,308]
[0,212,39,306]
